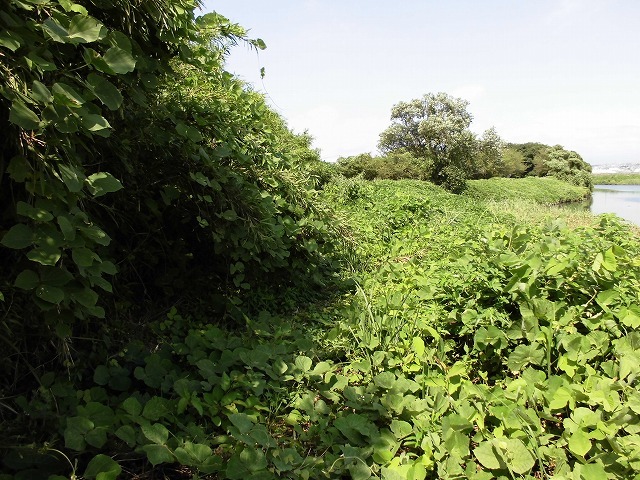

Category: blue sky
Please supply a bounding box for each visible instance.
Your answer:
[200,1,640,165]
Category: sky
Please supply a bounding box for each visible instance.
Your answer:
[199,1,640,166]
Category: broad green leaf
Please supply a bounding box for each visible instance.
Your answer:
[374,371,396,389]
[228,413,254,434]
[87,73,123,110]
[226,447,268,479]
[31,81,53,103]
[86,172,123,197]
[390,420,413,439]
[102,46,136,74]
[474,441,504,470]
[59,0,89,14]
[57,215,76,240]
[142,423,169,445]
[84,454,121,480]
[67,15,106,43]
[1,224,34,249]
[79,225,111,245]
[115,425,136,446]
[577,462,608,480]
[35,284,65,304]
[503,438,536,474]
[37,266,69,287]
[548,386,573,410]
[42,18,69,43]
[73,288,99,308]
[64,416,93,451]
[121,396,142,417]
[58,163,86,193]
[72,247,95,267]
[9,100,40,130]
[221,209,237,221]
[100,261,117,275]
[142,444,174,466]
[27,246,62,266]
[174,442,213,466]
[52,82,86,106]
[334,413,378,444]
[0,30,22,51]
[93,365,109,385]
[506,344,544,371]
[17,201,53,222]
[81,113,111,135]
[568,430,591,457]
[310,361,332,375]
[142,396,168,421]
[412,336,425,357]
[294,355,312,372]
[591,252,603,272]
[15,270,39,290]
[26,52,57,72]
[602,248,617,272]
[176,122,203,142]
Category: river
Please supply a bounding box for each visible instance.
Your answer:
[589,185,640,226]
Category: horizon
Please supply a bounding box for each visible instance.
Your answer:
[201,1,640,166]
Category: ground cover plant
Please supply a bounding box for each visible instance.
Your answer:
[2,2,640,479]
[4,175,640,480]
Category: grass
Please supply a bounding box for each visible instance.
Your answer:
[592,172,640,184]
[465,177,590,204]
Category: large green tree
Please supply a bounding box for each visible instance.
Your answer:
[378,92,477,192]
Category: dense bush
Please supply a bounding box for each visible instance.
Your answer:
[0,0,340,421]
[336,151,430,181]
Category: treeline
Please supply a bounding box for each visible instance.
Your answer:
[332,93,593,192]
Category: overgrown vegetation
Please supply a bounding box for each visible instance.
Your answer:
[2,2,639,480]
[337,105,593,192]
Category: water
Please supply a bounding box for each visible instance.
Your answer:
[589,185,640,226]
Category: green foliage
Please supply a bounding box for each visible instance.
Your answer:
[336,151,430,181]
[4,176,640,479]
[1,2,636,479]
[471,127,505,179]
[378,92,478,191]
[466,177,590,204]
[508,142,593,188]
[592,173,640,185]
[545,145,593,189]
[0,0,340,443]
[501,146,529,177]
[508,142,551,175]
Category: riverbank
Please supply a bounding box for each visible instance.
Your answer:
[592,172,640,184]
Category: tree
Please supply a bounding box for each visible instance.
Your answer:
[545,145,593,188]
[473,127,505,179]
[501,147,528,177]
[378,92,477,192]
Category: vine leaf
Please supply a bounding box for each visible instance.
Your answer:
[102,46,136,74]
[67,15,106,44]
[568,430,591,457]
[87,73,123,110]
[9,100,40,130]
[86,172,123,197]
[1,224,34,249]
[83,454,121,480]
